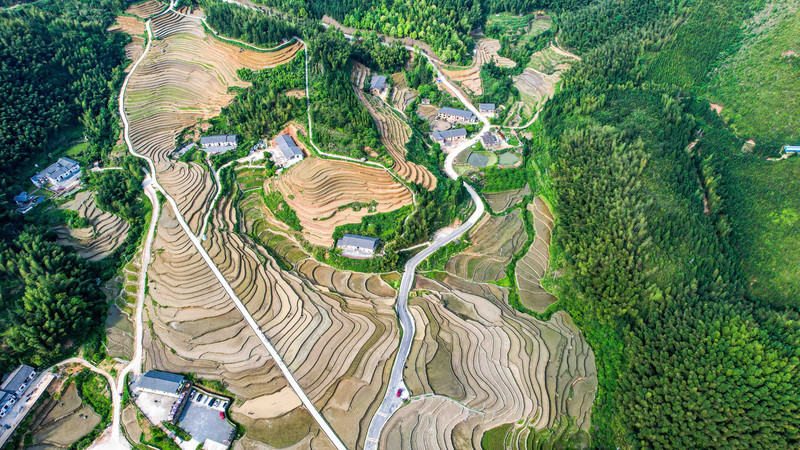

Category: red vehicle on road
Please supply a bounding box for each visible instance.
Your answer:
[220,411,225,419]
[396,389,403,398]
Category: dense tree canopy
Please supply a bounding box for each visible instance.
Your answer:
[0,0,131,372]
[539,0,800,446]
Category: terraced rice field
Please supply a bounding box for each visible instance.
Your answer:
[123,7,301,234]
[270,157,413,246]
[511,68,560,123]
[144,181,403,447]
[352,64,437,190]
[29,383,102,448]
[482,185,530,213]
[127,0,166,19]
[516,197,557,313]
[445,210,526,283]
[390,72,418,112]
[442,38,516,96]
[55,191,130,261]
[383,274,596,448]
[527,45,578,75]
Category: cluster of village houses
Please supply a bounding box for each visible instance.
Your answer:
[15,74,510,260]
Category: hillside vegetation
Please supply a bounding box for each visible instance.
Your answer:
[0,0,135,372]
[538,0,800,446]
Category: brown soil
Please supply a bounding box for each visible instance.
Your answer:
[270,157,413,246]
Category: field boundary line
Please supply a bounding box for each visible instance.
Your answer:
[117,5,346,449]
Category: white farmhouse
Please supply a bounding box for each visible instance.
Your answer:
[200,134,238,155]
[273,134,304,168]
[30,157,81,193]
[336,234,380,258]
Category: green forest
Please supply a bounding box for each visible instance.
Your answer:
[0,0,134,373]
[535,0,800,446]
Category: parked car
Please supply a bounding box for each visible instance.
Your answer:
[196,394,204,403]
[211,399,219,407]
[220,411,225,419]
[396,388,403,398]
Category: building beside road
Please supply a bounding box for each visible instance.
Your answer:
[0,392,15,418]
[785,145,800,153]
[479,103,496,117]
[273,134,304,168]
[437,107,478,124]
[370,75,389,96]
[1,365,37,398]
[481,132,499,149]
[30,158,81,193]
[136,370,187,397]
[337,234,380,258]
[432,128,467,145]
[200,135,238,155]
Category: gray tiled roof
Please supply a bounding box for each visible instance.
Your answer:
[370,75,387,91]
[337,234,379,251]
[32,158,80,184]
[137,370,185,394]
[481,133,497,146]
[275,135,303,160]
[433,128,467,141]
[479,103,496,111]
[1,365,35,395]
[200,134,238,146]
[437,107,476,120]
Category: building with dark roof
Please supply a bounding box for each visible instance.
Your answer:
[136,371,186,397]
[478,103,496,115]
[432,128,467,144]
[1,365,36,397]
[200,135,238,155]
[274,135,304,168]
[337,234,380,258]
[437,107,478,124]
[30,158,81,192]
[370,75,388,95]
[481,132,498,149]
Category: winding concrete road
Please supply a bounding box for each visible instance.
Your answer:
[364,46,492,449]
[117,6,346,449]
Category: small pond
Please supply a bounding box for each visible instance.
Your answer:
[467,152,490,168]
[498,152,520,165]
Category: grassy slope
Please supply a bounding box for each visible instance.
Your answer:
[706,0,800,151]
[646,0,800,309]
[727,155,800,307]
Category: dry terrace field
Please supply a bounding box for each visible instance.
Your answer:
[27,382,103,449]
[441,37,517,96]
[382,274,596,448]
[352,63,438,190]
[121,6,301,234]
[516,197,558,313]
[55,190,130,261]
[445,210,527,283]
[482,184,531,213]
[269,157,414,247]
